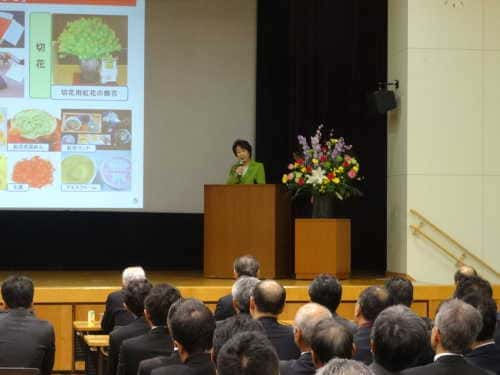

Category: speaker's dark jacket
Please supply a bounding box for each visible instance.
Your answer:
[151,352,215,375]
[466,343,500,375]
[0,308,55,375]
[116,326,174,375]
[401,354,493,375]
[279,352,315,375]
[107,315,150,375]
[214,294,236,321]
[258,316,301,360]
[101,289,135,333]
[138,352,181,375]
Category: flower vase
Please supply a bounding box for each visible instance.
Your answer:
[80,58,100,84]
[312,194,335,218]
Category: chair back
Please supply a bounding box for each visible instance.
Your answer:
[0,368,40,375]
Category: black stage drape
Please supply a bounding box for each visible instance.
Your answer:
[256,0,388,273]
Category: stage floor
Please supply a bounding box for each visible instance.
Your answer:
[0,270,391,288]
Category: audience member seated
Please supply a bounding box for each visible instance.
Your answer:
[463,296,500,374]
[117,283,181,375]
[454,265,478,286]
[0,275,55,375]
[101,266,147,333]
[231,276,260,315]
[317,358,374,375]
[217,331,279,375]
[454,275,500,346]
[369,305,429,374]
[250,279,301,360]
[454,276,493,300]
[108,279,153,375]
[401,299,490,375]
[308,274,357,334]
[215,255,260,321]
[152,298,216,375]
[212,313,265,364]
[280,302,332,375]
[310,319,354,369]
[384,277,413,307]
[353,286,391,365]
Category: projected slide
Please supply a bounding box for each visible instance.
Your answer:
[0,0,144,209]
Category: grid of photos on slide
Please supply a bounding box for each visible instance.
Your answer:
[0,9,132,193]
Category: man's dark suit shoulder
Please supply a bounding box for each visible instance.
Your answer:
[0,309,55,375]
[101,289,135,333]
[353,325,373,365]
[151,353,215,375]
[279,352,315,375]
[259,317,300,360]
[214,294,236,321]
[108,316,150,375]
[138,352,181,375]
[466,343,500,375]
[117,327,174,375]
[401,355,492,375]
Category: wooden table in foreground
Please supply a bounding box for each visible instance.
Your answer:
[84,335,109,375]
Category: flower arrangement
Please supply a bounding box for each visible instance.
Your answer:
[282,125,362,200]
[57,17,122,61]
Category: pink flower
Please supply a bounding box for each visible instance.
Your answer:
[348,169,357,179]
[287,173,294,180]
[320,155,327,162]
[288,163,295,170]
[344,155,352,162]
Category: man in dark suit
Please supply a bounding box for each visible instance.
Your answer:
[279,302,332,375]
[464,296,500,374]
[217,331,279,375]
[369,305,429,375]
[310,318,354,369]
[212,313,264,364]
[215,255,260,321]
[101,266,146,333]
[353,286,391,365]
[250,279,301,360]
[308,274,357,334]
[401,299,491,375]
[152,298,216,375]
[107,279,152,375]
[117,283,181,375]
[137,353,181,375]
[0,275,55,375]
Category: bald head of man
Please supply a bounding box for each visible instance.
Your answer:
[293,302,333,352]
[454,265,477,285]
[250,280,287,318]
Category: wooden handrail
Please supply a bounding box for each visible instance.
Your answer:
[410,209,500,278]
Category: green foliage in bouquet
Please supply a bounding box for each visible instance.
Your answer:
[57,17,122,60]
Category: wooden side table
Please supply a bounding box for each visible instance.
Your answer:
[295,219,351,279]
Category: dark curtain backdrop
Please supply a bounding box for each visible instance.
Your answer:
[256,0,388,273]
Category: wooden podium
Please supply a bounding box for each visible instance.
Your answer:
[295,219,351,279]
[204,184,291,278]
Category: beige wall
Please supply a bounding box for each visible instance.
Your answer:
[388,0,500,283]
[144,0,257,213]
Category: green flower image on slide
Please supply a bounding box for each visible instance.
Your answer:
[57,17,122,60]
